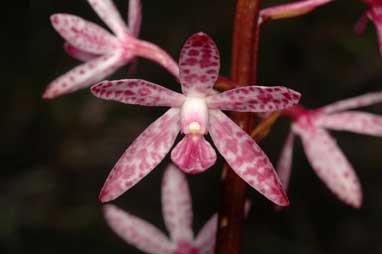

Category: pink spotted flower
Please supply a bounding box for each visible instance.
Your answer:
[91,32,301,206]
[278,91,382,208]
[43,0,178,99]
[103,164,218,254]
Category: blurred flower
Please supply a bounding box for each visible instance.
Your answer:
[103,164,218,254]
[43,0,179,99]
[92,32,301,205]
[278,91,382,208]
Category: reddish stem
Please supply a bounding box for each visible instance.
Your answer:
[215,1,261,254]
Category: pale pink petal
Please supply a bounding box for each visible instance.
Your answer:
[103,205,173,254]
[161,164,194,243]
[315,111,382,136]
[276,131,295,191]
[179,32,220,96]
[171,135,217,174]
[259,0,333,23]
[91,79,185,107]
[367,6,382,55]
[99,108,180,202]
[134,40,179,78]
[194,214,217,253]
[128,0,142,36]
[208,110,289,206]
[206,86,301,112]
[320,91,382,114]
[50,14,117,54]
[87,0,129,37]
[293,125,362,208]
[64,43,99,62]
[43,53,125,99]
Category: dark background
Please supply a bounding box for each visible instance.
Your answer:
[2,0,382,253]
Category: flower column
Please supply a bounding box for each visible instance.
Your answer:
[215,0,262,254]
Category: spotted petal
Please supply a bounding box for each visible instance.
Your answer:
[293,125,362,208]
[171,135,217,174]
[50,14,117,55]
[128,0,142,36]
[315,111,382,136]
[43,53,125,99]
[99,108,180,202]
[208,110,289,206]
[91,79,185,107]
[103,205,173,254]
[320,91,382,114]
[64,43,99,62]
[87,0,129,37]
[161,164,193,243]
[206,86,301,112]
[277,131,295,191]
[194,214,217,253]
[179,33,220,96]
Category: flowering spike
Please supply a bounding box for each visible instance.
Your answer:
[128,0,142,36]
[161,164,194,243]
[206,86,301,112]
[209,110,289,206]
[99,108,180,203]
[91,79,185,107]
[179,32,220,96]
[45,0,179,99]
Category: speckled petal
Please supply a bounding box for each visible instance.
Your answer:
[208,110,289,206]
[179,33,220,96]
[43,53,125,99]
[50,14,117,54]
[294,125,362,208]
[194,214,217,253]
[259,0,333,23]
[103,205,173,254]
[161,164,194,243]
[315,111,382,136]
[91,79,185,107]
[171,135,217,174]
[134,40,179,78]
[99,108,180,203]
[64,43,99,62]
[206,86,301,112]
[276,131,295,191]
[128,0,142,36]
[87,0,129,37]
[320,91,382,114]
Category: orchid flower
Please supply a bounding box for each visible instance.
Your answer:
[91,32,301,206]
[355,0,382,55]
[43,0,179,99]
[278,91,382,208]
[103,164,218,254]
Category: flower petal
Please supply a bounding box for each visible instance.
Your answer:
[135,40,179,78]
[43,53,125,99]
[87,0,129,37]
[355,12,369,36]
[91,79,185,107]
[50,14,117,54]
[367,6,382,55]
[276,131,295,191]
[259,0,333,23]
[206,86,301,112]
[208,110,289,206]
[99,108,180,202]
[315,111,382,136]
[179,32,220,96]
[171,135,217,174]
[319,91,382,114]
[128,0,142,36]
[161,164,194,243]
[103,205,173,254]
[194,214,217,253]
[63,43,99,62]
[293,125,362,208]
